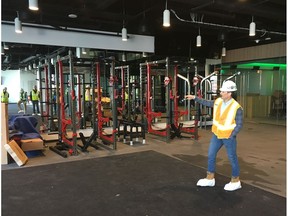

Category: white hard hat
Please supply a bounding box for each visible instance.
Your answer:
[220,80,237,92]
[86,85,90,88]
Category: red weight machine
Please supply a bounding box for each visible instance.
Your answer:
[96,58,118,149]
[49,50,78,157]
[141,58,194,142]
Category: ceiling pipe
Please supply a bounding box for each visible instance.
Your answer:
[170,9,286,36]
[190,0,215,11]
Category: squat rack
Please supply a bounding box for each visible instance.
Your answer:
[96,57,118,150]
[49,50,78,157]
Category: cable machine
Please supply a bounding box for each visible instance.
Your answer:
[140,57,191,142]
[173,64,199,139]
[197,71,218,128]
[115,65,145,146]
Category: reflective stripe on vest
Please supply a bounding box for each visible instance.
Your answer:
[212,98,241,139]
[1,92,9,103]
[32,90,39,101]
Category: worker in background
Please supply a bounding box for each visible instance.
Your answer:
[124,85,129,109]
[17,88,28,113]
[185,80,243,191]
[85,85,92,120]
[30,85,41,115]
[1,87,9,104]
[52,89,57,114]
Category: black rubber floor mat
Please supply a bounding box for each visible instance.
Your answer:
[2,150,286,216]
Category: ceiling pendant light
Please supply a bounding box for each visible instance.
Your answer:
[122,26,127,41]
[163,0,170,27]
[121,2,128,41]
[222,43,226,57]
[15,12,22,34]
[196,28,201,47]
[249,16,256,36]
[29,0,39,11]
[3,43,9,50]
[122,53,126,62]
[82,48,87,54]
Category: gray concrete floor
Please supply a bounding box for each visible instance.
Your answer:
[2,118,286,198]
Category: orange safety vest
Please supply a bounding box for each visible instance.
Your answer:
[211,98,241,139]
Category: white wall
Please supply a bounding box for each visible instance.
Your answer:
[1,69,37,103]
[20,70,38,96]
[1,70,21,103]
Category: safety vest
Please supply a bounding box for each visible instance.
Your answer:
[85,89,91,101]
[211,98,241,139]
[1,92,9,103]
[125,91,129,101]
[31,90,39,101]
[20,91,27,101]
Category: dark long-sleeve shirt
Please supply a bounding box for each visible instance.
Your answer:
[194,97,243,137]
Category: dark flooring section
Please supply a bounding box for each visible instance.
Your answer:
[2,151,286,216]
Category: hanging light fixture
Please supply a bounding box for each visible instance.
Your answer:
[221,42,226,57]
[29,0,39,11]
[122,2,128,41]
[15,11,22,34]
[163,0,170,27]
[122,52,126,61]
[3,43,9,50]
[249,16,256,36]
[82,48,87,54]
[122,26,127,41]
[196,28,201,47]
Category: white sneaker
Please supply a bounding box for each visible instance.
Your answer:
[224,181,242,191]
[196,178,215,187]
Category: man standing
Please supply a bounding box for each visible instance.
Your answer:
[17,88,28,113]
[85,85,92,120]
[1,87,9,104]
[185,80,243,191]
[30,85,40,115]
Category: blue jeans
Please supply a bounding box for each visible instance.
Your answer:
[207,134,240,177]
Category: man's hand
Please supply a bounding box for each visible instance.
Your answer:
[185,95,196,100]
